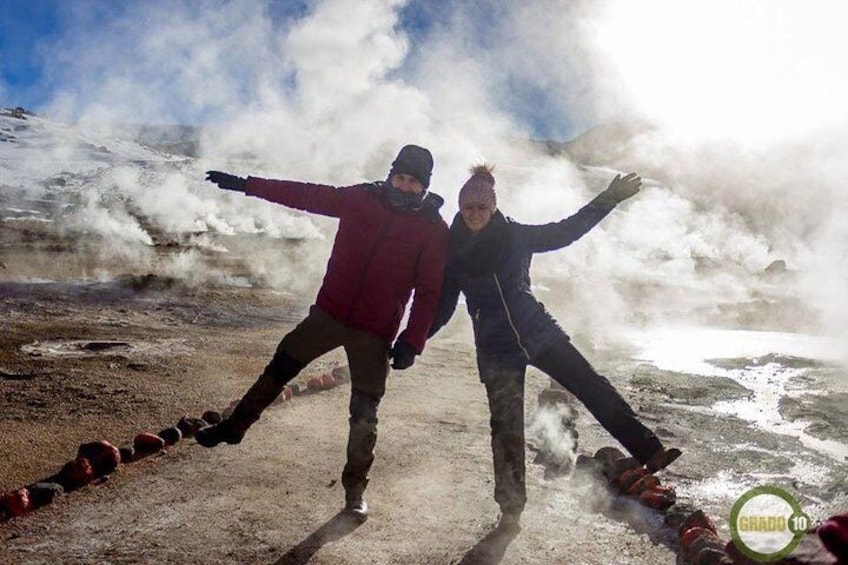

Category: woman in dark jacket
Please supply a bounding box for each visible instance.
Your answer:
[429,165,681,529]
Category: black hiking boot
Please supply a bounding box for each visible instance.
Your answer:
[195,419,249,448]
[645,447,682,473]
[195,371,290,448]
[343,496,369,522]
[497,510,522,532]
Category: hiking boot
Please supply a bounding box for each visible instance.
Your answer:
[195,371,291,448]
[343,497,369,522]
[497,511,522,532]
[645,447,682,473]
[194,419,248,448]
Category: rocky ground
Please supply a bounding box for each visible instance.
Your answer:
[2,275,847,564]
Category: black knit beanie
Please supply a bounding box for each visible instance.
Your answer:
[388,145,433,189]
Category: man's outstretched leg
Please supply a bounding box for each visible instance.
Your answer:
[196,350,304,447]
[341,388,381,521]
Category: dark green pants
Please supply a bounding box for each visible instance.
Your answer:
[267,306,391,497]
[478,334,664,514]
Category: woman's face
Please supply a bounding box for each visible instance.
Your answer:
[461,202,494,233]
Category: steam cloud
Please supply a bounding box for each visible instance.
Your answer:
[2,0,847,341]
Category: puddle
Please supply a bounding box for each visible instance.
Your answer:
[624,327,848,462]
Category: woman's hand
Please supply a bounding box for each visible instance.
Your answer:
[605,172,642,203]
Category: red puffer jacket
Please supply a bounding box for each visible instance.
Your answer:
[245,177,449,353]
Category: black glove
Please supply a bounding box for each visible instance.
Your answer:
[389,340,417,370]
[592,172,642,209]
[206,170,247,192]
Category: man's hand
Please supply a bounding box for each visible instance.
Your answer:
[389,340,417,370]
[206,170,247,192]
[604,172,642,203]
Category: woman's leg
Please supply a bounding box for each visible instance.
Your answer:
[531,336,663,465]
[479,354,528,517]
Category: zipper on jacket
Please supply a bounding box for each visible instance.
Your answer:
[493,274,530,360]
[346,216,395,323]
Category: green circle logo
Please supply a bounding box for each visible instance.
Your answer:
[729,486,810,562]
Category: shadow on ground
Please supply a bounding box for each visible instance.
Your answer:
[272,511,366,565]
[451,523,521,565]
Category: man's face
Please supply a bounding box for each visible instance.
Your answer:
[390,173,424,195]
[461,202,494,233]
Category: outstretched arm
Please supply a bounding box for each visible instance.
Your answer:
[518,172,642,253]
[588,172,642,210]
[205,170,349,218]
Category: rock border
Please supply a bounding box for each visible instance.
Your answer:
[0,365,350,523]
[583,446,841,565]
[2,365,843,565]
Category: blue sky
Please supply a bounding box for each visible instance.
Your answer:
[1,0,584,139]
[1,1,312,109]
[1,0,62,107]
[2,1,846,145]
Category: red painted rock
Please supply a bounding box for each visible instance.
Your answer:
[684,529,722,561]
[627,473,661,496]
[307,376,323,391]
[282,387,293,401]
[77,440,121,477]
[0,488,32,519]
[723,539,763,564]
[681,526,717,552]
[593,446,627,470]
[639,484,677,510]
[202,410,222,425]
[678,509,719,536]
[133,432,166,457]
[616,467,649,492]
[684,528,724,563]
[320,373,336,389]
[331,366,350,383]
[664,502,700,531]
[818,514,848,560]
[27,482,64,508]
[176,416,206,438]
[691,543,730,565]
[157,426,182,446]
[605,456,641,483]
[57,457,94,491]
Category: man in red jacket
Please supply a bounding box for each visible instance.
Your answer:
[198,145,448,520]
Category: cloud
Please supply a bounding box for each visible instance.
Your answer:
[585,0,848,145]
[7,0,848,341]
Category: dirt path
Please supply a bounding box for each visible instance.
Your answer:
[4,284,846,564]
[1,305,677,564]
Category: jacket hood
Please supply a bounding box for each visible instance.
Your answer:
[367,181,445,222]
[420,191,445,222]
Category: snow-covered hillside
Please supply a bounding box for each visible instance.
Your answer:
[0,107,324,291]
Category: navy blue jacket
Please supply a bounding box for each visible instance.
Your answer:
[430,196,616,361]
